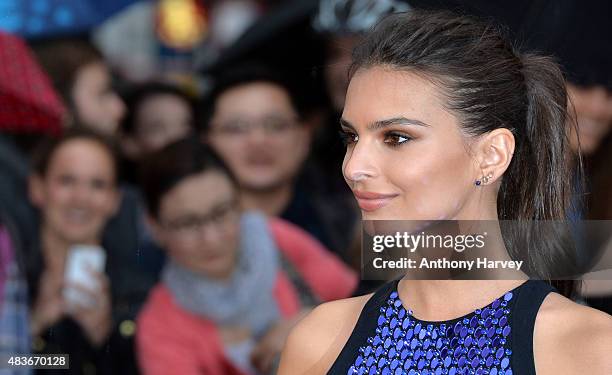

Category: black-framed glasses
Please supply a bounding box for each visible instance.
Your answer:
[161,199,239,238]
[211,115,299,137]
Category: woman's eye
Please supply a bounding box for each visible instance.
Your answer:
[338,130,358,146]
[384,132,412,146]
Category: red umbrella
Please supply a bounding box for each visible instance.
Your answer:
[0,31,66,136]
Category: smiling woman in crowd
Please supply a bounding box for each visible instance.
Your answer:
[26,128,120,374]
[279,9,612,375]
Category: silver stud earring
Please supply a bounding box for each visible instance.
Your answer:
[475,172,493,186]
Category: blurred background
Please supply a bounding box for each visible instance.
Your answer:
[0,0,610,374]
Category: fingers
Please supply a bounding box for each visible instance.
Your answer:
[85,265,109,286]
[64,279,111,312]
[65,269,110,298]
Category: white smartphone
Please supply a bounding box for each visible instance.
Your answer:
[63,244,106,308]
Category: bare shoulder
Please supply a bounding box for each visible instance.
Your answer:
[277,293,372,375]
[534,292,612,374]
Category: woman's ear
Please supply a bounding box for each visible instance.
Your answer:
[28,174,45,208]
[474,128,515,184]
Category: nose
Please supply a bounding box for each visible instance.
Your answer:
[70,181,92,206]
[245,124,268,144]
[197,222,224,243]
[343,140,377,183]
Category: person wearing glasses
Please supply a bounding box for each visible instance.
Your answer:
[136,139,357,375]
[200,64,358,262]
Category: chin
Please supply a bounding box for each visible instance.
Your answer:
[244,177,283,191]
[64,235,96,245]
[360,206,403,220]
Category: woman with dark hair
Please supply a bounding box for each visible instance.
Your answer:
[34,39,125,135]
[26,128,120,374]
[279,10,612,375]
[136,139,357,375]
[121,82,196,157]
[118,81,197,185]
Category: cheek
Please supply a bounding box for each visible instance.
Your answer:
[46,184,72,207]
[388,141,474,218]
[341,147,353,179]
[276,132,309,165]
[211,138,244,168]
[225,223,241,244]
[166,241,199,262]
[171,121,191,138]
[76,91,100,116]
[142,132,167,151]
[90,191,118,217]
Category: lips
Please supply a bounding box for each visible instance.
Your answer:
[63,208,92,224]
[353,190,399,212]
[245,153,275,166]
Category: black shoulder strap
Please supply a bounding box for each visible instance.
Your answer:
[327,279,397,374]
[511,280,556,375]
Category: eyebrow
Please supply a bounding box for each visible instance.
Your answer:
[340,117,431,130]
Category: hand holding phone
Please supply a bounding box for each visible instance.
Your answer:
[63,245,106,308]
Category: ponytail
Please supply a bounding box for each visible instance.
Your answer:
[501,53,572,221]
[504,54,579,297]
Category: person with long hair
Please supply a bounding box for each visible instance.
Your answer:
[34,39,125,136]
[279,10,612,375]
[26,129,120,374]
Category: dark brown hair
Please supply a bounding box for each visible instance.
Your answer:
[32,126,119,183]
[351,10,579,296]
[33,38,104,107]
[121,81,197,135]
[140,138,238,218]
[198,63,306,134]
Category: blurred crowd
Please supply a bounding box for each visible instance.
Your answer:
[0,1,611,375]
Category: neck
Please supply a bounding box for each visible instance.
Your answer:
[398,220,528,320]
[240,182,293,216]
[203,264,236,283]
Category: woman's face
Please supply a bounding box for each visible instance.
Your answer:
[72,62,126,135]
[207,82,310,191]
[567,83,612,155]
[30,139,119,244]
[341,67,487,221]
[154,171,240,279]
[134,93,193,154]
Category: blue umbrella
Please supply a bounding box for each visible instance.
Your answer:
[0,0,140,38]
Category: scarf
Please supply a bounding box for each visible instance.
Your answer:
[163,211,280,337]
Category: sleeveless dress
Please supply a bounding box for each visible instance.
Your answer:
[328,279,555,375]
